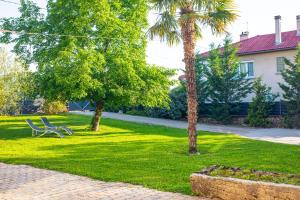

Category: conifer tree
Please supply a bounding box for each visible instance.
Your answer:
[247,77,278,127]
[205,37,252,124]
[279,46,300,128]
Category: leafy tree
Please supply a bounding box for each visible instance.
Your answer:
[0,47,32,115]
[279,46,300,128]
[152,84,188,120]
[124,69,208,120]
[175,64,208,118]
[148,0,237,154]
[205,37,252,124]
[0,0,174,131]
[247,77,278,127]
[168,85,187,119]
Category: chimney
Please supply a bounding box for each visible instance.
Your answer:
[275,15,282,45]
[240,31,249,41]
[297,15,300,36]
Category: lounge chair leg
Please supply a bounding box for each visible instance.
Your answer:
[54,132,64,138]
[46,129,64,138]
[38,131,47,137]
[62,127,73,135]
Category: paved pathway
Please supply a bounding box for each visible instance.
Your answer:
[0,163,202,200]
[73,111,300,145]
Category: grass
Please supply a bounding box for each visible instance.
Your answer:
[0,114,300,195]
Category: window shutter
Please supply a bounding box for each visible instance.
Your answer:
[276,57,285,72]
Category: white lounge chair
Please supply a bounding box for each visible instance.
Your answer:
[41,117,73,135]
[26,119,64,138]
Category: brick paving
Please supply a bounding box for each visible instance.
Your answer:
[0,163,203,200]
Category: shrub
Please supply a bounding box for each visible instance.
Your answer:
[123,86,187,120]
[167,86,187,119]
[247,78,278,127]
[126,109,147,117]
[42,101,68,114]
[143,85,187,120]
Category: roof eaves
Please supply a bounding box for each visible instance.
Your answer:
[237,47,298,56]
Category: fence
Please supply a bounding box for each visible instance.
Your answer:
[20,100,38,114]
[198,102,287,116]
[20,101,288,116]
[68,101,95,111]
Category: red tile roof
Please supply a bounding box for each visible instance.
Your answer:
[200,30,300,57]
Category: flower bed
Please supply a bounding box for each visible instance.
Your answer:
[190,166,300,200]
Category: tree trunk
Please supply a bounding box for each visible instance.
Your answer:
[180,7,198,154]
[91,101,104,131]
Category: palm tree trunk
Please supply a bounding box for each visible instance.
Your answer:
[91,101,104,131]
[181,7,198,154]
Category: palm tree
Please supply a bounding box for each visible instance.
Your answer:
[148,0,237,154]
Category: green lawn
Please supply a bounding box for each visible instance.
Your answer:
[0,114,300,194]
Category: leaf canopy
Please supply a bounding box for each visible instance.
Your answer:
[148,0,237,45]
[0,0,175,109]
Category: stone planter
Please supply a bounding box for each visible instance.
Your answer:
[191,173,300,200]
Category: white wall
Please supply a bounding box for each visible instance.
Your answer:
[240,49,296,102]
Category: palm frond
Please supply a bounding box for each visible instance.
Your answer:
[149,0,238,42]
[149,0,179,14]
[191,0,212,11]
[199,0,238,34]
[148,11,181,45]
[194,23,203,38]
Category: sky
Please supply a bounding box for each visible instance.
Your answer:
[0,0,300,71]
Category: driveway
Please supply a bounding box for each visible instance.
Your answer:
[0,163,202,200]
[72,111,300,145]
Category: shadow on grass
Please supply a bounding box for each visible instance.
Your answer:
[1,114,190,140]
[0,114,90,140]
[1,114,300,195]
[2,135,300,194]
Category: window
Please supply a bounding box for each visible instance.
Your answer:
[239,62,254,78]
[276,57,285,73]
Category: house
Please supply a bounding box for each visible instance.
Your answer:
[201,15,300,102]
